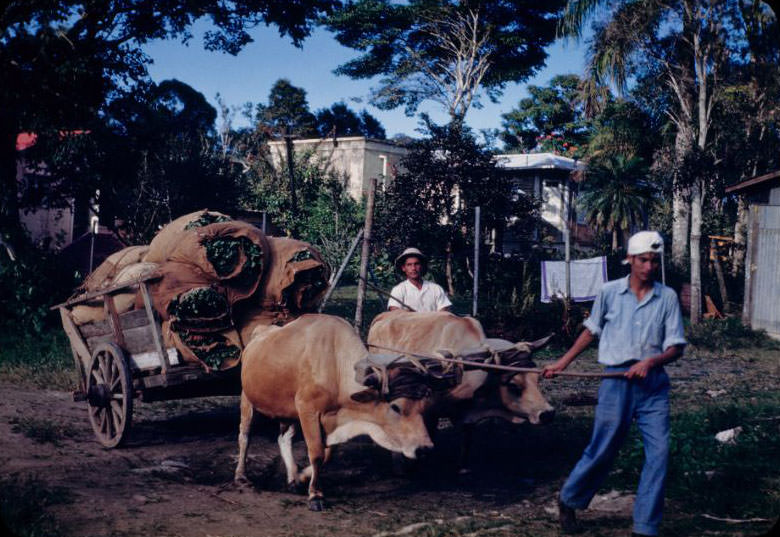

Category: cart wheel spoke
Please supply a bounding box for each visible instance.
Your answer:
[111,403,123,432]
[98,408,108,434]
[109,360,120,388]
[91,368,105,385]
[98,353,109,384]
[87,344,133,448]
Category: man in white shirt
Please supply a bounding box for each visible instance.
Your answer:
[388,247,452,312]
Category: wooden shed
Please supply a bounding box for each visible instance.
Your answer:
[725,170,780,338]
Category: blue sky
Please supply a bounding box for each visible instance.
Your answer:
[143,20,587,139]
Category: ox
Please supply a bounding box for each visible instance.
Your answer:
[234,314,434,510]
[367,310,554,469]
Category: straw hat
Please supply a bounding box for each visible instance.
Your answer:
[395,247,428,275]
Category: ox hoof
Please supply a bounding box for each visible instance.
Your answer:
[308,497,325,511]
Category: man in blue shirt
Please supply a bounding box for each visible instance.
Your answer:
[543,231,686,537]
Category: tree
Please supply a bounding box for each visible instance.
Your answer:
[255,79,319,215]
[314,102,386,139]
[374,119,533,294]
[500,74,589,154]
[561,0,737,323]
[255,79,318,139]
[326,0,565,123]
[1,0,337,242]
[27,79,246,244]
[579,154,654,252]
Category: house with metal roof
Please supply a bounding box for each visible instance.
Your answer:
[725,169,780,338]
[494,152,590,254]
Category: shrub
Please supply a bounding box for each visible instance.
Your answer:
[686,317,779,350]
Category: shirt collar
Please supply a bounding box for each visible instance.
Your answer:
[405,279,428,291]
[619,274,661,304]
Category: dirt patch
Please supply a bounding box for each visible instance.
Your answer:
[1,344,778,537]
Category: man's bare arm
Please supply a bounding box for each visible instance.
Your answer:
[542,329,595,378]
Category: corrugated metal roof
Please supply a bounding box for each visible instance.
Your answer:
[494,153,586,171]
[725,169,780,193]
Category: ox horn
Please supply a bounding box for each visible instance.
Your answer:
[525,333,554,351]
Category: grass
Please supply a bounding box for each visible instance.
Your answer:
[0,330,77,390]
[10,416,79,447]
[0,475,70,537]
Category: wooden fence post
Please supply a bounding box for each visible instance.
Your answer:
[355,178,377,333]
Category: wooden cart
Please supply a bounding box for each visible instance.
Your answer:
[52,274,241,448]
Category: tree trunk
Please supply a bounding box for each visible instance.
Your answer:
[689,180,703,324]
[284,134,297,218]
[711,240,729,314]
[612,228,618,252]
[445,239,455,297]
[732,195,748,277]
[671,190,690,265]
[671,130,692,266]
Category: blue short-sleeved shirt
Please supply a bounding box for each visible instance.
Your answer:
[582,275,687,366]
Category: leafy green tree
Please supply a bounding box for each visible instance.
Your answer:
[500,74,588,154]
[30,79,246,244]
[579,154,654,252]
[374,119,536,294]
[561,0,739,323]
[1,0,337,243]
[314,102,386,139]
[326,0,565,123]
[255,79,318,139]
[587,98,658,162]
[255,79,319,215]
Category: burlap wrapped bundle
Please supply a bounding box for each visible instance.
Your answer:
[162,320,242,372]
[78,245,150,293]
[71,261,158,325]
[142,221,268,324]
[144,209,231,264]
[258,237,331,314]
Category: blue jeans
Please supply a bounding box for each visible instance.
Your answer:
[560,365,670,536]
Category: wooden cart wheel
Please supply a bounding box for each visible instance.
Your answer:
[86,343,133,448]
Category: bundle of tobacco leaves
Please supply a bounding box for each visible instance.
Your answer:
[183,212,232,231]
[167,287,231,331]
[203,236,263,284]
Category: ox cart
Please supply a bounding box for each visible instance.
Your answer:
[53,273,241,448]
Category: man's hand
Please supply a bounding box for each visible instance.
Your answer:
[625,359,653,379]
[543,358,569,379]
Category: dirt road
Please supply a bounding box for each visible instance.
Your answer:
[1,346,777,537]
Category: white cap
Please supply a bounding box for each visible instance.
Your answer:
[622,231,664,264]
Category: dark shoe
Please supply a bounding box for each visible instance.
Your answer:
[558,497,580,534]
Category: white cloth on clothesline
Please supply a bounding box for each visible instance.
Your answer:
[541,256,608,303]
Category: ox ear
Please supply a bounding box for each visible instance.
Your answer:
[527,333,554,351]
[350,388,380,403]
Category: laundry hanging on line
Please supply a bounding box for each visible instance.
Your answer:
[540,256,608,303]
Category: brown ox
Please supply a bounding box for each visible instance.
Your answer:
[234,314,433,510]
[367,311,554,467]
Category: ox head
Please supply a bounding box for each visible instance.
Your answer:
[494,335,555,425]
[342,386,434,459]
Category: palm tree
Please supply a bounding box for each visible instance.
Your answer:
[560,0,733,323]
[579,154,653,252]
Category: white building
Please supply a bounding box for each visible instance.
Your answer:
[267,136,408,200]
[494,152,590,253]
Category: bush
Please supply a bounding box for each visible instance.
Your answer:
[0,240,78,335]
[686,317,779,350]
